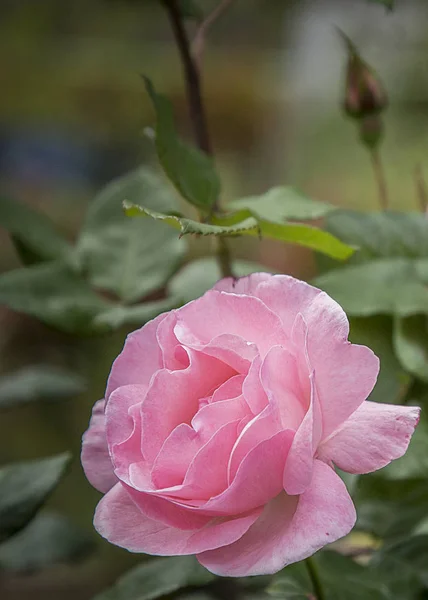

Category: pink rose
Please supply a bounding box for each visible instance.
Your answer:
[81,274,419,576]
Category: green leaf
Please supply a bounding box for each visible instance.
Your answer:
[0,511,94,572]
[0,453,71,543]
[0,196,71,265]
[268,561,312,598]
[169,257,275,303]
[229,186,336,221]
[124,203,258,236]
[77,168,185,303]
[393,315,428,382]
[93,297,179,330]
[144,77,220,211]
[0,262,111,335]
[125,204,354,260]
[269,552,390,599]
[315,211,428,316]
[314,258,428,317]
[93,556,214,600]
[354,475,428,541]
[372,536,428,592]
[349,317,408,404]
[315,552,391,600]
[178,0,203,19]
[0,366,85,410]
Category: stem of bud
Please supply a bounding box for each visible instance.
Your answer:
[370,147,389,211]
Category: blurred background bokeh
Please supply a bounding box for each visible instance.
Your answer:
[1,0,428,597]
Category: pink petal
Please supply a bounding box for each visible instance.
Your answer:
[211,375,245,403]
[260,345,306,430]
[192,396,249,439]
[94,482,261,555]
[283,372,323,495]
[199,430,294,516]
[106,313,165,399]
[178,421,240,500]
[151,424,202,489]
[256,275,379,436]
[142,350,235,463]
[242,356,268,415]
[156,311,190,370]
[105,385,147,479]
[81,399,117,493]
[197,459,356,576]
[227,402,283,481]
[213,272,273,294]
[317,402,421,474]
[175,290,288,360]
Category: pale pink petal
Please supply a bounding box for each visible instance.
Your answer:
[256,275,379,436]
[178,421,240,500]
[156,311,190,370]
[197,459,356,576]
[198,430,294,516]
[151,424,202,489]
[124,482,213,530]
[242,356,268,415]
[317,402,421,474]
[175,332,257,373]
[260,345,306,430]
[283,372,323,495]
[94,482,261,555]
[106,313,166,399]
[81,399,117,493]
[211,375,245,403]
[175,290,288,359]
[142,350,235,463]
[213,272,273,294]
[192,396,250,439]
[227,403,283,481]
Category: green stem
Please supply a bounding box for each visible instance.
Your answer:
[370,147,389,211]
[161,0,234,279]
[305,557,326,600]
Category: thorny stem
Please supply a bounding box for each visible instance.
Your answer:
[370,148,389,211]
[305,556,327,600]
[161,0,234,278]
[161,0,212,157]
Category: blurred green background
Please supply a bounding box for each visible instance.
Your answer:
[1,0,428,598]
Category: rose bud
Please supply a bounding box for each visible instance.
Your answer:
[82,273,419,577]
[341,33,388,120]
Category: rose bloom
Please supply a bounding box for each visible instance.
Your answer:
[82,274,419,576]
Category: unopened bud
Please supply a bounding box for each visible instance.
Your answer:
[340,32,388,120]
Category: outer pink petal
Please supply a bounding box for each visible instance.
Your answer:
[81,399,117,493]
[94,482,261,555]
[317,402,421,474]
[256,275,379,436]
[283,372,323,495]
[175,290,288,359]
[197,459,356,576]
[106,313,165,399]
[142,350,235,463]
